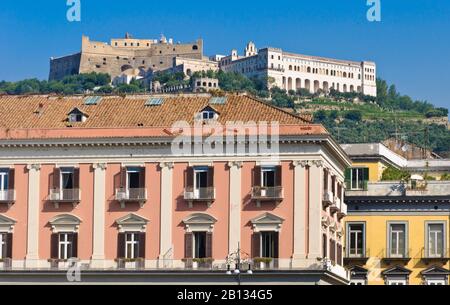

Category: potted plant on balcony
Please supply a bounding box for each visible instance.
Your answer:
[192,258,213,269]
[253,257,272,269]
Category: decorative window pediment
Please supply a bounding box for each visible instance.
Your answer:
[421,265,450,276]
[251,212,284,232]
[49,214,82,233]
[183,213,217,232]
[0,214,17,233]
[382,265,412,276]
[115,213,149,233]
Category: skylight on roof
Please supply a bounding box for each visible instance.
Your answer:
[145,97,164,106]
[209,96,227,105]
[84,96,102,105]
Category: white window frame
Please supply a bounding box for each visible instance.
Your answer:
[125,232,139,259]
[193,167,209,190]
[202,111,215,120]
[426,222,445,258]
[0,170,8,191]
[261,166,276,188]
[386,277,408,285]
[425,278,447,285]
[58,232,73,260]
[350,168,366,190]
[260,231,277,258]
[60,167,75,191]
[68,113,83,122]
[347,222,365,258]
[388,222,408,258]
[349,279,367,285]
[192,231,207,259]
[0,233,5,259]
[126,167,141,190]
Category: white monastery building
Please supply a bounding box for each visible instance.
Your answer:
[218,42,377,97]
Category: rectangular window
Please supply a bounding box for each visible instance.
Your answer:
[60,167,74,190]
[194,167,209,190]
[126,167,142,189]
[387,278,408,285]
[389,223,407,258]
[125,233,139,259]
[0,169,9,192]
[261,232,278,258]
[348,223,365,257]
[0,233,5,259]
[58,233,73,260]
[428,223,444,257]
[349,168,369,190]
[193,232,207,258]
[261,167,276,188]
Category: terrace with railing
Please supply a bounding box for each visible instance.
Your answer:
[345,181,450,197]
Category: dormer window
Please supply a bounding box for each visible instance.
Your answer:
[197,106,219,121]
[202,110,215,120]
[67,108,88,123]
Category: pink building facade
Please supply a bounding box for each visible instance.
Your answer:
[0,94,350,283]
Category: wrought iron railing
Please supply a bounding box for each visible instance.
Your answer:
[0,190,15,202]
[115,188,147,201]
[251,186,284,200]
[184,187,216,201]
[47,189,81,202]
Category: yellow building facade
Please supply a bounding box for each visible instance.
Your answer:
[341,143,450,285]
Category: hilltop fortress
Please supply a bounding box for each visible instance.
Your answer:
[49,34,207,81]
[49,34,377,96]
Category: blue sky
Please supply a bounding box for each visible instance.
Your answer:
[0,0,449,109]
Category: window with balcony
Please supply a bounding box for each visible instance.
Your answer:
[115,214,148,268]
[427,223,445,258]
[347,223,365,257]
[184,166,215,205]
[345,168,369,190]
[260,232,278,259]
[0,168,14,203]
[182,213,215,265]
[125,233,139,259]
[48,167,80,206]
[389,223,407,258]
[0,233,9,260]
[193,232,208,259]
[115,167,147,207]
[251,166,283,203]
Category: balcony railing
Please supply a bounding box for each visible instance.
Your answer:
[48,258,80,270]
[344,249,370,266]
[0,190,16,205]
[184,187,216,203]
[116,258,145,270]
[251,186,284,201]
[115,188,147,208]
[183,258,214,270]
[382,248,411,264]
[346,181,450,197]
[0,258,12,270]
[322,191,334,208]
[421,248,450,264]
[47,189,81,208]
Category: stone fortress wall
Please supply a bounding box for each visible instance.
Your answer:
[49,34,203,81]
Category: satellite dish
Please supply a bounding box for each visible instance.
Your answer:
[401,145,409,152]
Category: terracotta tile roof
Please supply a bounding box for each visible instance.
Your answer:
[0,94,327,140]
